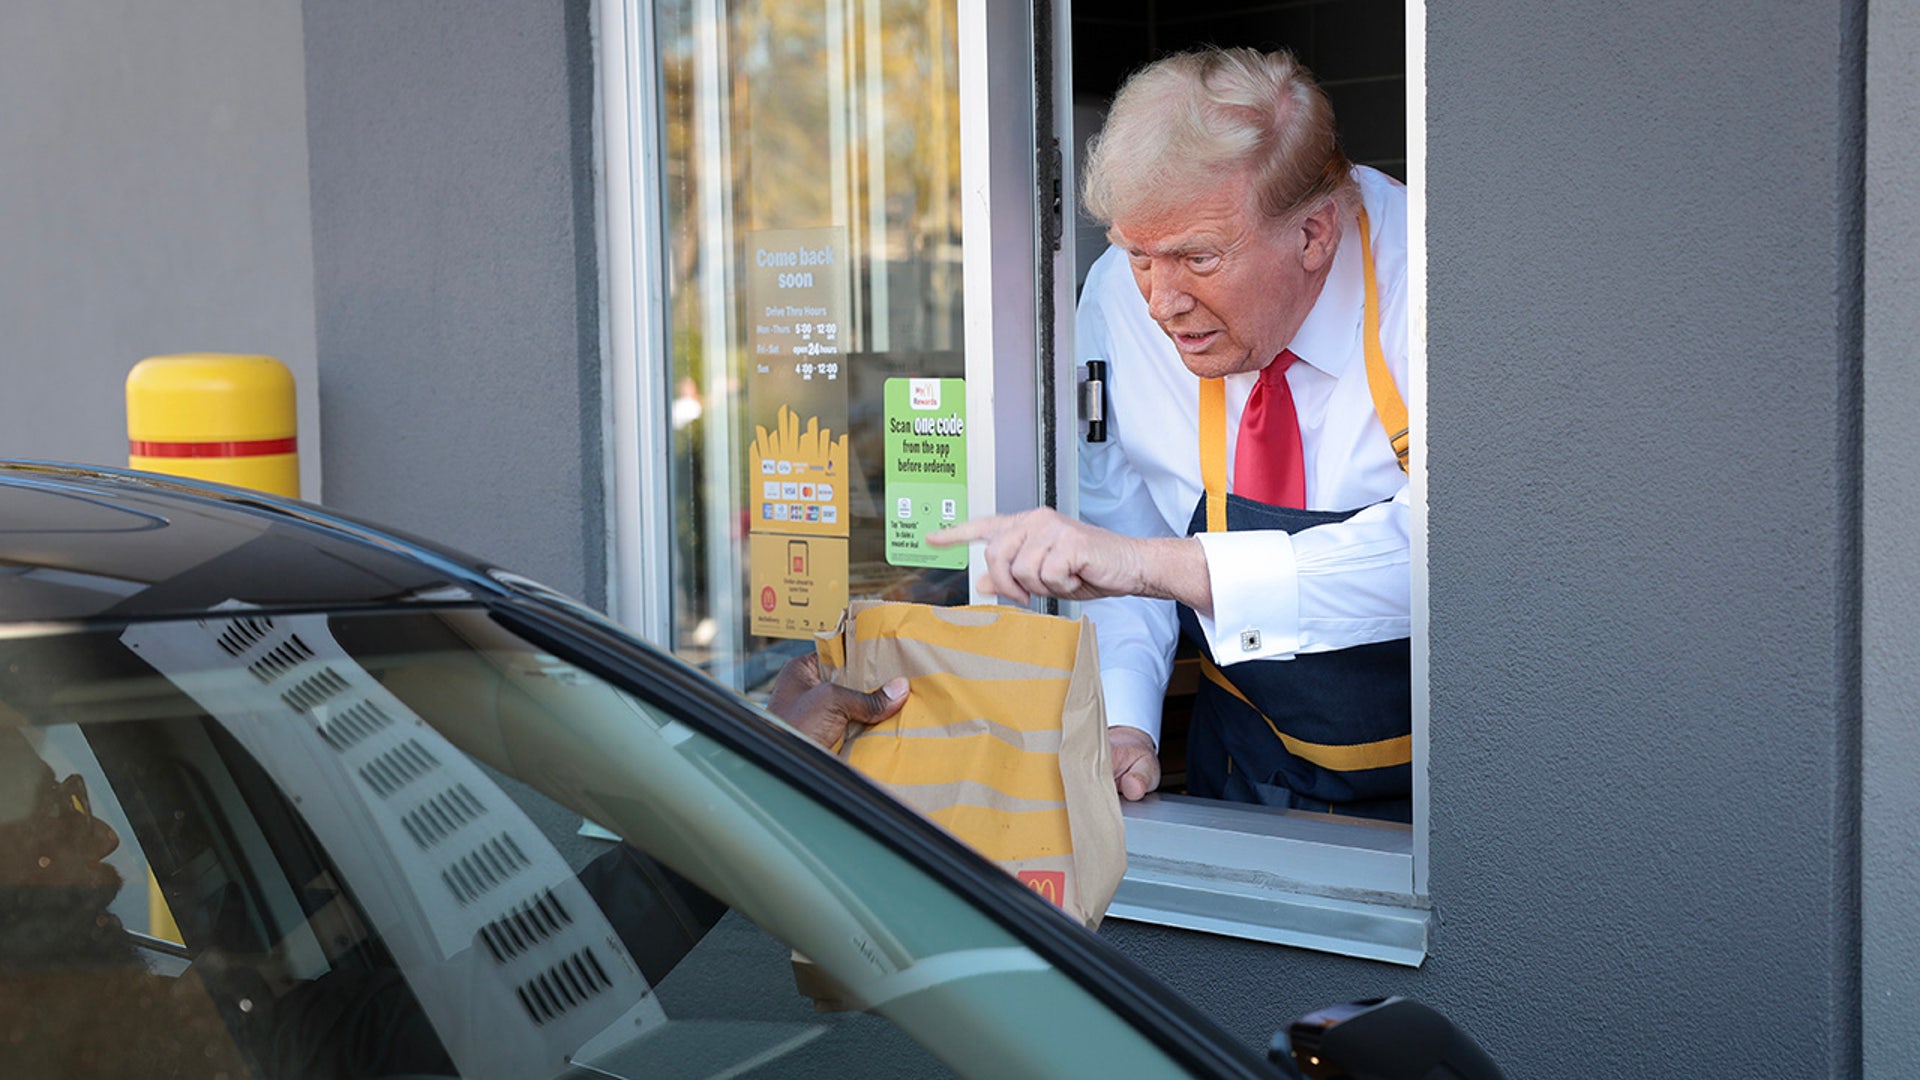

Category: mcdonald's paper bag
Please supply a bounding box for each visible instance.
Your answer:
[816,600,1126,926]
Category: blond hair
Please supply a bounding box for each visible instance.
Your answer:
[1082,47,1356,229]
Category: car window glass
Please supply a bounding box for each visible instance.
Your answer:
[0,610,1182,1079]
[28,724,183,946]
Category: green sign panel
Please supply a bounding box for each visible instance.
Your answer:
[884,377,968,569]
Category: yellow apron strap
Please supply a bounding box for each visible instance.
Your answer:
[1196,206,1406,534]
[1357,208,1410,474]
[1200,658,1413,772]
[1199,376,1228,533]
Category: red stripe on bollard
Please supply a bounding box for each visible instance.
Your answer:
[129,437,298,459]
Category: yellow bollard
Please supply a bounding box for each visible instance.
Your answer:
[126,353,299,498]
[126,352,299,943]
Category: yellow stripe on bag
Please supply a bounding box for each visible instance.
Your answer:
[929,803,1074,862]
[816,631,846,670]
[854,605,1081,671]
[1200,659,1412,772]
[891,672,1072,735]
[845,733,1067,803]
[891,717,1064,753]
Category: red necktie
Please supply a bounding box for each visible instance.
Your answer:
[1233,350,1305,508]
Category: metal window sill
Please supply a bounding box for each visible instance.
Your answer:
[1108,794,1429,967]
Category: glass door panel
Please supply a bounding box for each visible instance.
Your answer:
[656,0,968,690]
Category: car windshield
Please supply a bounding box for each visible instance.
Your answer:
[0,606,1185,1079]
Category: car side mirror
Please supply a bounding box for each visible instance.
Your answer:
[1268,996,1505,1080]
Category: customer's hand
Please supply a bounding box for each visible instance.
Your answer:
[766,653,908,751]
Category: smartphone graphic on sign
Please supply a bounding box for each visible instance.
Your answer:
[787,540,810,607]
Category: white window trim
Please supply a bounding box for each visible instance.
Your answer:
[599,0,674,648]
[959,0,1043,573]
[1408,0,1432,903]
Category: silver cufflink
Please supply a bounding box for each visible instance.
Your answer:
[1240,629,1262,652]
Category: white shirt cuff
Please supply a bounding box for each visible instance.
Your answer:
[1194,529,1301,665]
[1100,665,1170,750]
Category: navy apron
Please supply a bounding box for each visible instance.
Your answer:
[1179,206,1411,821]
[1177,494,1411,820]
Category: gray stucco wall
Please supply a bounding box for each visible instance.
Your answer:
[1105,3,1869,1076]
[302,0,605,603]
[0,1,321,496]
[1864,0,1920,1073]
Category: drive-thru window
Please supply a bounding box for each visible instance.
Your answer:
[603,0,1426,963]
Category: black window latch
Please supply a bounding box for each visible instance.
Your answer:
[1079,360,1107,443]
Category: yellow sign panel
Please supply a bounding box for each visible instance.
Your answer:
[745,225,851,641]
[745,406,850,538]
[750,534,848,638]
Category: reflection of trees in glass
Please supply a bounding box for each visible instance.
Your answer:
[658,1,709,651]
[734,0,961,355]
[657,0,964,671]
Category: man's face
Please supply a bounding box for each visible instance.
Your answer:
[1109,174,1335,380]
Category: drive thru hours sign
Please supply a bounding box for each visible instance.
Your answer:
[744,226,850,639]
[883,377,967,569]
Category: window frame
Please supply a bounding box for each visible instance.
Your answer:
[601,0,675,647]
[600,0,1432,964]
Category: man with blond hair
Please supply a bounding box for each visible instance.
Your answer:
[933,47,1411,818]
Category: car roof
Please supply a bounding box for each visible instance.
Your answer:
[0,461,498,622]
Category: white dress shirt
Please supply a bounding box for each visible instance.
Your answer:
[1078,165,1411,747]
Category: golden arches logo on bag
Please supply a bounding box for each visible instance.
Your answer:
[1017,870,1067,907]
